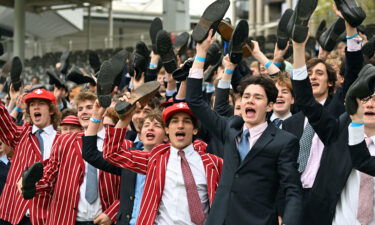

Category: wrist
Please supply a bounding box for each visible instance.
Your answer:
[90,117,101,123]
[195,51,207,58]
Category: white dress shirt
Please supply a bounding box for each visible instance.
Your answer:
[32,124,57,160]
[76,128,105,221]
[155,144,209,225]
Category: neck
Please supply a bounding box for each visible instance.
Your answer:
[143,145,153,152]
[365,126,375,138]
[274,111,290,119]
[314,93,328,103]
[245,120,266,129]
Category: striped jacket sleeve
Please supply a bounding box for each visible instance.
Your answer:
[0,101,21,149]
[103,127,149,174]
[103,200,119,222]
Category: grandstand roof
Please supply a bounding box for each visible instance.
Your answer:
[0,0,111,12]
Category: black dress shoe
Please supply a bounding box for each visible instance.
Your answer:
[205,41,222,69]
[133,41,150,81]
[0,43,3,56]
[88,50,101,73]
[192,0,230,43]
[362,37,375,60]
[173,32,190,56]
[318,18,346,52]
[115,81,161,118]
[156,30,177,74]
[149,17,163,54]
[172,58,194,82]
[204,58,222,82]
[229,20,249,64]
[22,162,43,200]
[277,8,294,50]
[345,64,375,115]
[59,51,70,75]
[97,60,117,108]
[315,20,327,40]
[67,67,96,85]
[46,70,67,90]
[10,56,22,91]
[287,0,318,43]
[334,0,366,28]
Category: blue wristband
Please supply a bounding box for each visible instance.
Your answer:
[90,117,101,123]
[224,68,234,75]
[14,107,23,113]
[346,33,359,40]
[195,56,206,62]
[273,62,282,67]
[265,61,273,69]
[351,122,364,127]
[149,63,157,69]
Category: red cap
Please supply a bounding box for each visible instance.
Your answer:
[60,115,81,127]
[162,102,196,123]
[160,98,173,108]
[24,89,57,104]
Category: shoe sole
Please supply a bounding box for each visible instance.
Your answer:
[173,32,190,55]
[291,0,318,43]
[22,162,43,200]
[319,18,345,52]
[156,30,177,73]
[229,20,249,64]
[115,81,161,116]
[334,0,366,27]
[277,9,294,50]
[97,60,116,108]
[172,58,193,82]
[218,20,253,57]
[88,51,101,73]
[192,0,230,43]
[149,17,163,53]
[10,56,22,91]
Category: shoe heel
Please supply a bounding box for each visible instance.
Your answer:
[115,101,133,117]
[293,25,309,43]
[99,95,112,108]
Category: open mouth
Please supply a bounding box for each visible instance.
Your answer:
[365,112,375,116]
[34,112,42,121]
[81,116,90,121]
[275,100,285,105]
[245,107,256,117]
[311,83,319,88]
[145,133,155,141]
[175,131,186,141]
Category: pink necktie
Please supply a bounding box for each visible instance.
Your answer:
[358,137,374,225]
[178,151,205,225]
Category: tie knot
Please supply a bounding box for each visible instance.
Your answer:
[366,137,373,147]
[178,150,185,157]
[36,129,44,135]
[243,129,250,138]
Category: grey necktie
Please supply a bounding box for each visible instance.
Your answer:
[35,129,44,159]
[297,122,315,172]
[238,129,250,161]
[85,164,98,204]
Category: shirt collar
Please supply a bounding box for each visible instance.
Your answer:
[32,124,54,135]
[319,98,327,105]
[270,112,292,121]
[0,154,9,164]
[170,143,195,159]
[134,134,140,143]
[97,127,105,140]
[243,121,268,137]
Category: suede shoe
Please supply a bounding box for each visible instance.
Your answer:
[149,17,163,54]
[229,20,249,64]
[115,81,160,118]
[10,56,22,91]
[192,0,230,43]
[156,30,177,74]
[318,18,346,52]
[287,0,318,43]
[22,162,43,200]
[345,64,375,115]
[277,8,294,50]
[334,0,366,28]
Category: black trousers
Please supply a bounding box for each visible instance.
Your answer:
[0,217,32,225]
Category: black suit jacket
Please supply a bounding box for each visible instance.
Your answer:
[281,49,363,225]
[0,159,10,195]
[82,136,139,225]
[186,78,302,225]
[349,140,375,176]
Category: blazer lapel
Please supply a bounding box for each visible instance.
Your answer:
[237,124,275,170]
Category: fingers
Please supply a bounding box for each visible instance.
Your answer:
[17,178,23,195]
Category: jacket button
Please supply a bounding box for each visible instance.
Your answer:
[130,196,134,200]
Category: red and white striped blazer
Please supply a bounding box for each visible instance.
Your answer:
[0,102,57,225]
[103,127,223,225]
[35,132,121,225]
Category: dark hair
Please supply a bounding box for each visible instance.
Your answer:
[306,58,337,95]
[237,75,278,103]
[26,99,61,130]
[61,108,77,121]
[166,113,199,130]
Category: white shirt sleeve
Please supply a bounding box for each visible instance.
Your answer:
[188,68,204,79]
[217,80,231,89]
[347,36,363,52]
[291,65,308,81]
[348,124,365,146]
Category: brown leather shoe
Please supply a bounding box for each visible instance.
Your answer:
[218,20,253,57]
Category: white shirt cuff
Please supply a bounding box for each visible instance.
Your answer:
[166,88,177,97]
[347,36,363,52]
[348,124,365,145]
[218,80,231,89]
[291,65,308,81]
[188,68,204,79]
